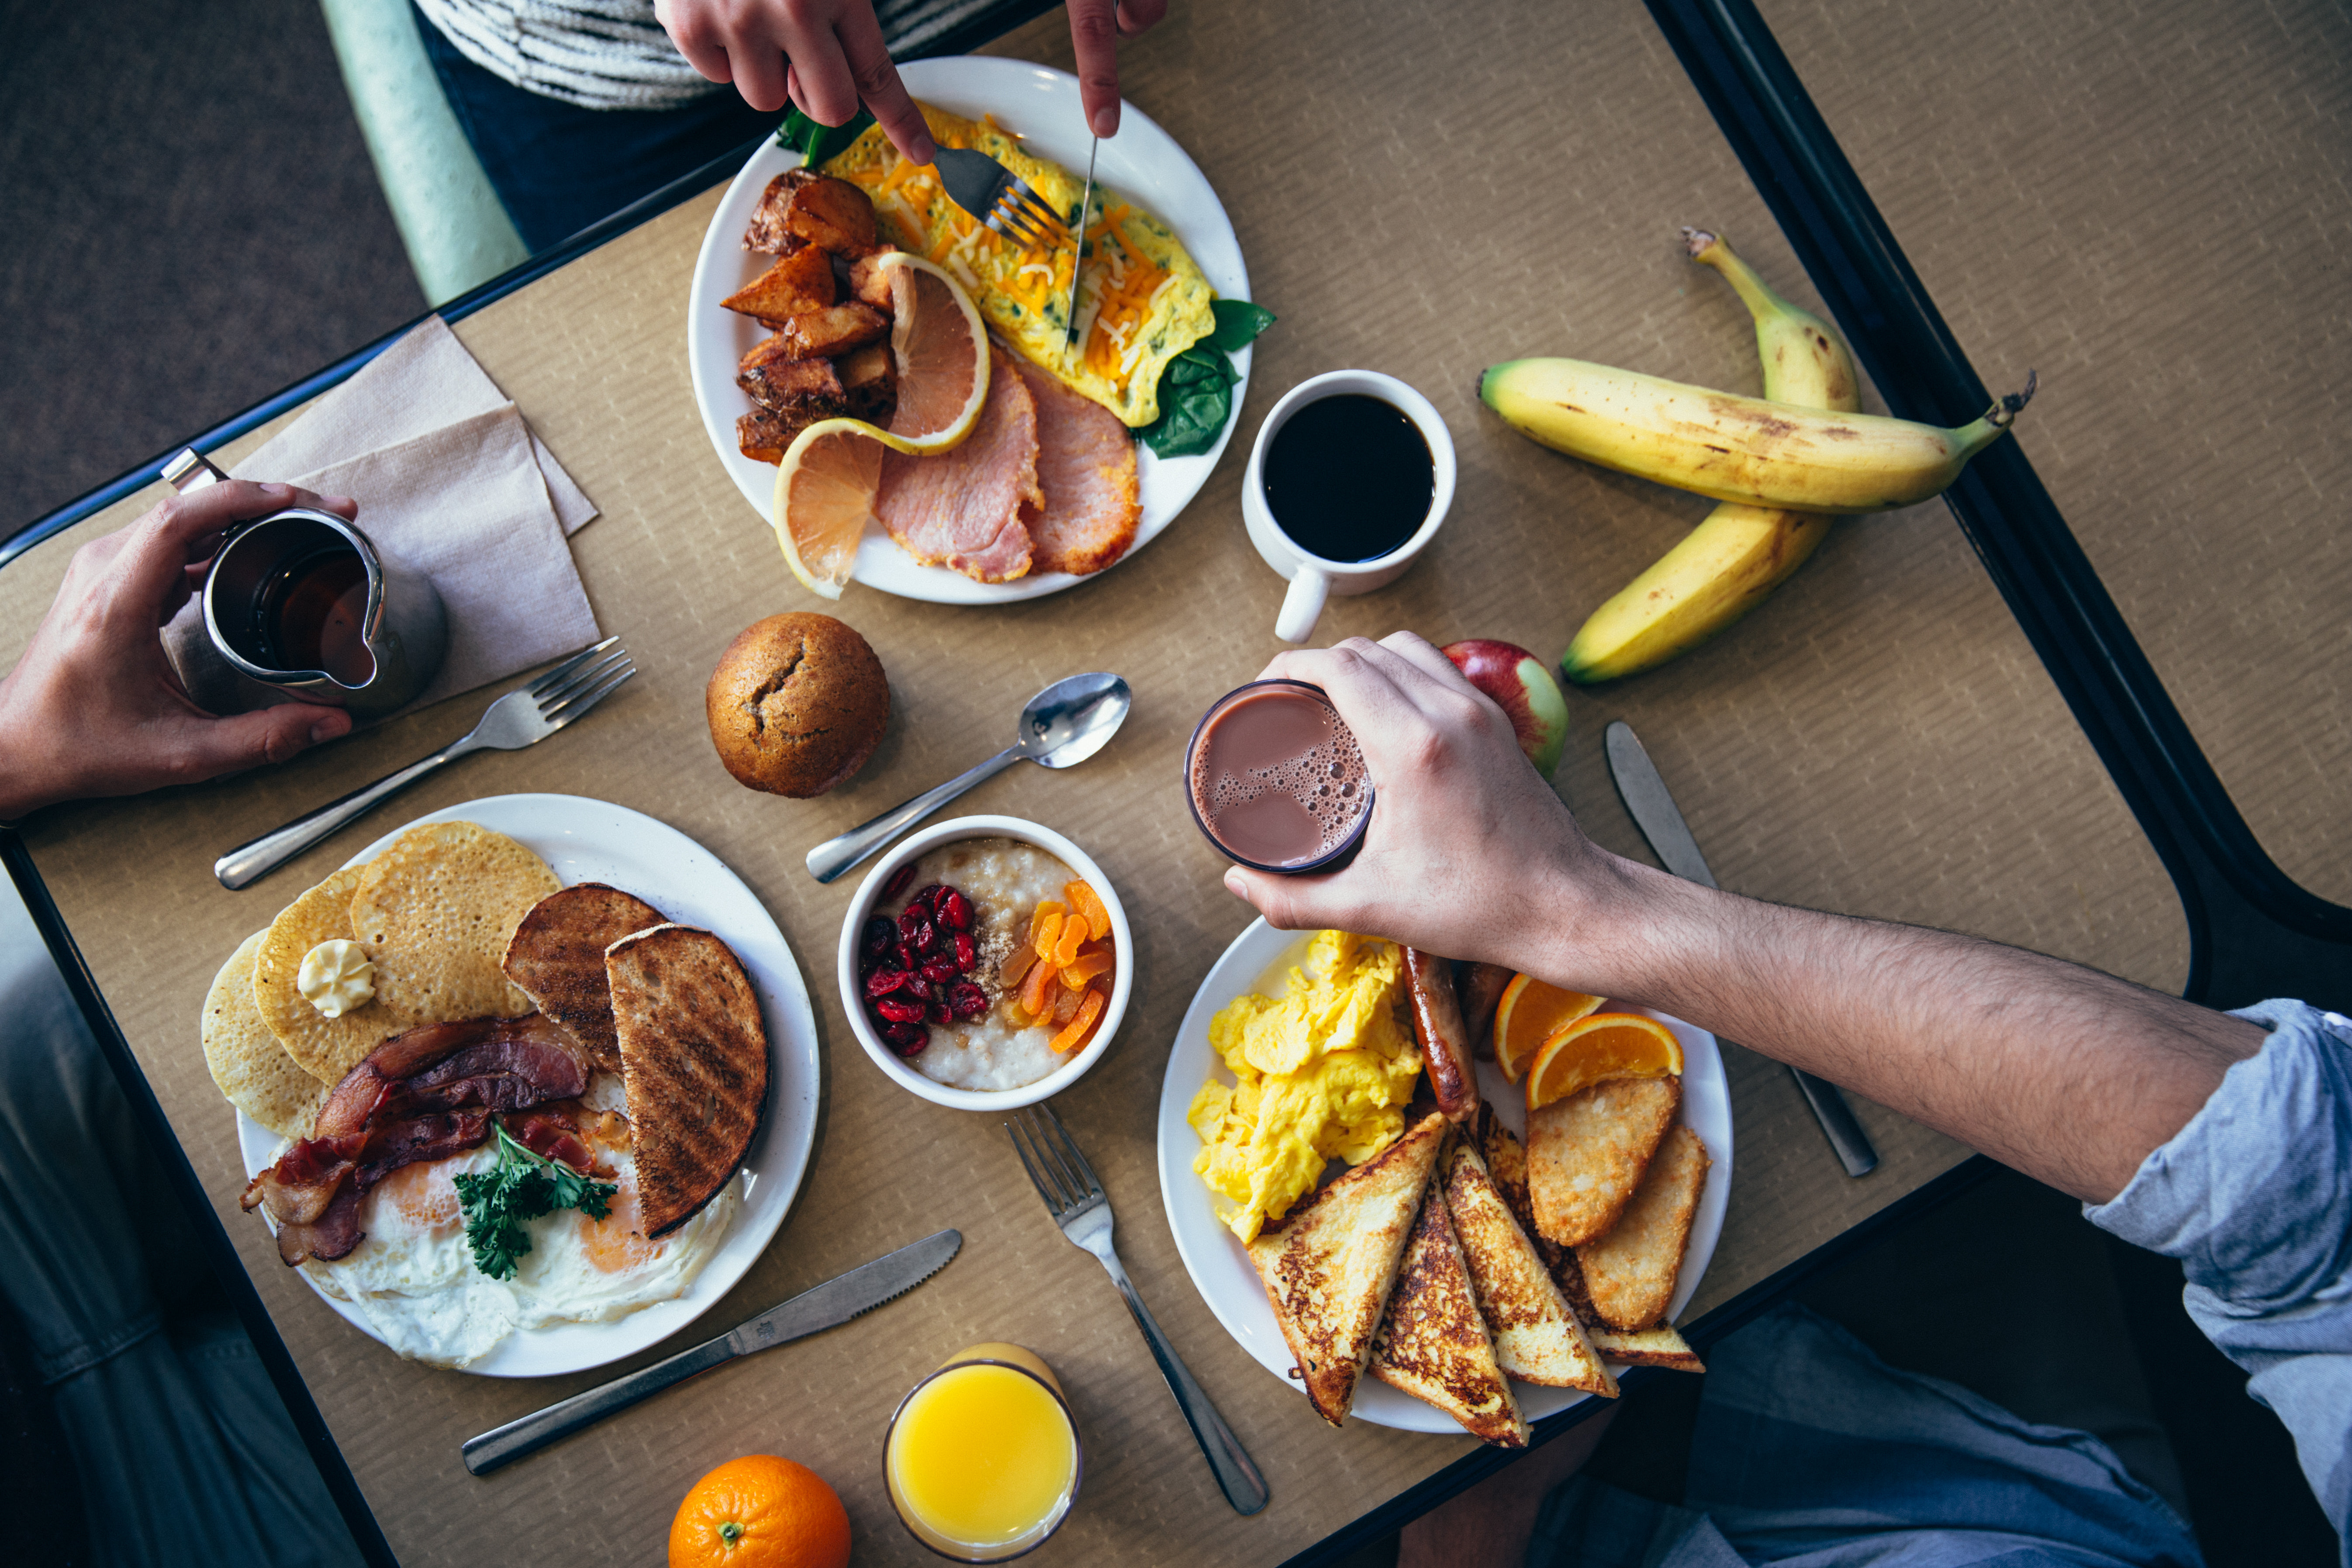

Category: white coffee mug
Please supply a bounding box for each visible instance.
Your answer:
[1242,370,1457,644]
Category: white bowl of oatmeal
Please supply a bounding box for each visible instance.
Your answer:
[837,816,1132,1111]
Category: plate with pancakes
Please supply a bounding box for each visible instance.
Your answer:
[212,794,820,1377]
[1155,921,1732,1440]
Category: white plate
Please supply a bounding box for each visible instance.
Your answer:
[1154,922,1734,1433]
[685,55,1252,604]
[236,794,822,1378]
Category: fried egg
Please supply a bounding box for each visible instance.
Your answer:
[823,104,1217,426]
[296,1076,742,1368]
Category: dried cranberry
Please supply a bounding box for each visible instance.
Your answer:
[936,888,972,930]
[874,996,926,1024]
[951,931,978,972]
[910,918,938,956]
[926,1002,952,1026]
[861,917,896,963]
[903,973,932,1002]
[881,1020,928,1055]
[920,957,960,986]
[894,941,917,973]
[908,883,946,915]
[947,981,989,1021]
[864,967,911,998]
[898,906,926,942]
[880,862,917,901]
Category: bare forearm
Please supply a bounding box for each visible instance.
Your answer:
[1521,856,2263,1203]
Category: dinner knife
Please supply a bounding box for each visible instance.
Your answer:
[461,1229,960,1475]
[1063,135,1098,346]
[1602,721,1879,1178]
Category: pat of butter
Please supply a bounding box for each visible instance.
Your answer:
[297,939,374,1019]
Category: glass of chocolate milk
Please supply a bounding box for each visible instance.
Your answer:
[1185,680,1373,873]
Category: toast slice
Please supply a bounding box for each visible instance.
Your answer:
[1576,1123,1710,1331]
[1478,1103,1704,1374]
[1527,1075,1680,1247]
[606,925,770,1237]
[1247,1112,1446,1426]
[1443,1138,1616,1397]
[1371,1177,1527,1446]
[502,883,667,1073]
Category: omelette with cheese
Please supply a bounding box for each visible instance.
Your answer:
[822,104,1216,426]
[1189,931,1424,1244]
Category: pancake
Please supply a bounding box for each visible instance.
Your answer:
[1008,352,1140,576]
[254,867,422,1083]
[502,883,669,1072]
[204,930,332,1137]
[823,104,1216,426]
[875,342,1040,583]
[607,925,770,1237]
[348,821,556,1025]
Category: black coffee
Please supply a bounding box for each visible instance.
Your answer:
[1262,394,1434,563]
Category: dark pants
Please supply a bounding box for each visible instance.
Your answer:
[412,4,778,254]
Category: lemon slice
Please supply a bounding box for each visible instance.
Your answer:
[865,253,988,455]
[773,418,885,599]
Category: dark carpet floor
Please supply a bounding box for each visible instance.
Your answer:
[0,0,425,536]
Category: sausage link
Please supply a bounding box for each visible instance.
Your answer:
[1404,948,1477,1122]
[1455,961,1512,1060]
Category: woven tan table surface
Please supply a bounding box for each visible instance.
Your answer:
[1761,0,2352,919]
[0,0,2227,1562]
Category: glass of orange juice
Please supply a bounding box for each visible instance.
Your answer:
[885,1343,1082,1561]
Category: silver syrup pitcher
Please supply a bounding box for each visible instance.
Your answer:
[159,450,447,721]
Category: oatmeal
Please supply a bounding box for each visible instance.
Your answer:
[857,837,1117,1091]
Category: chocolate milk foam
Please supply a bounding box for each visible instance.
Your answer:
[1188,687,1369,867]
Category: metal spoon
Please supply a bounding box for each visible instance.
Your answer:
[805,672,1132,883]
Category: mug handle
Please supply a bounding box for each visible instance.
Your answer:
[1275,567,1330,644]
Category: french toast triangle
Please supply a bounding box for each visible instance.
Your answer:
[1443,1139,1618,1399]
[1247,1111,1448,1426]
[606,924,770,1238]
[1371,1173,1527,1447]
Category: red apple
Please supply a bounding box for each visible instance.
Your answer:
[1442,639,1569,778]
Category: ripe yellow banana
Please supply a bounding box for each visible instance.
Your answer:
[1481,354,2032,515]
[1562,230,1855,683]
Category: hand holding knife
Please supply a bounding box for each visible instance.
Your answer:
[1603,722,1879,1177]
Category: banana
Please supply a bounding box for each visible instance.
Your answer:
[1480,357,2032,515]
[1562,230,1857,683]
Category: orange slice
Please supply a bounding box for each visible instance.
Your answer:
[772,419,884,599]
[1492,973,1606,1084]
[1524,1012,1683,1112]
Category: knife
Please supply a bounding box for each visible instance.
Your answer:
[1063,135,1098,347]
[1602,722,1879,1178]
[461,1229,961,1475]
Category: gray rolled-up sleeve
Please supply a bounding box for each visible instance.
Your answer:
[2085,998,2352,1552]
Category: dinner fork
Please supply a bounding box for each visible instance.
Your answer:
[1006,1103,1270,1515]
[932,146,1069,252]
[213,636,634,890]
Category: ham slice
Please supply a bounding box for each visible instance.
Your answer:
[1008,354,1141,577]
[874,343,1040,583]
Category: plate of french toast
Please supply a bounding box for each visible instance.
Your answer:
[1157,922,1730,1444]
[206,795,820,1376]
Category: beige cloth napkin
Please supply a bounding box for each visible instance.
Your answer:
[163,316,604,718]
[236,315,597,536]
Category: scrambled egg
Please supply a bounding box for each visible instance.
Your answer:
[1188,932,1423,1243]
[823,105,1216,426]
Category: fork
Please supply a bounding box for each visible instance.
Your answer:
[213,636,635,890]
[931,146,1070,252]
[1007,1103,1270,1515]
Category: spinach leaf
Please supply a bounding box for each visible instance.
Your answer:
[774,106,877,169]
[1139,346,1239,459]
[1206,300,1276,353]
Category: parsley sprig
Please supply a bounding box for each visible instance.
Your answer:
[453,1121,617,1281]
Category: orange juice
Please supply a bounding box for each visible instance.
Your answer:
[886,1344,1079,1559]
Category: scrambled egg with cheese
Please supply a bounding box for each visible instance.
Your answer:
[822,104,1216,426]
[1188,932,1423,1243]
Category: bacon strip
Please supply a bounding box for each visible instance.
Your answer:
[248,1013,589,1266]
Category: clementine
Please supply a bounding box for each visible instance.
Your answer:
[669,1454,851,1568]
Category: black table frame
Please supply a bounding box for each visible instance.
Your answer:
[6,3,2345,1562]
